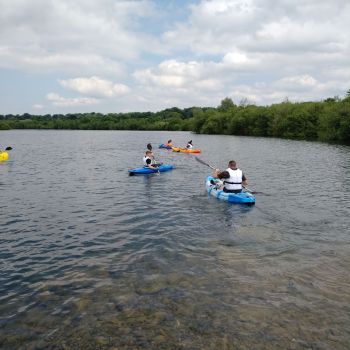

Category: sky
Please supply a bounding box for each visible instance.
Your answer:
[0,0,349,114]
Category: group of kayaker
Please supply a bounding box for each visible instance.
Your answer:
[142,140,248,194]
[164,139,193,149]
[143,139,193,169]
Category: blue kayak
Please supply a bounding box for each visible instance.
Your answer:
[129,164,174,175]
[159,144,172,149]
[206,176,256,205]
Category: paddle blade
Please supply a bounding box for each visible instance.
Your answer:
[5,146,12,151]
[243,186,257,194]
[147,143,152,151]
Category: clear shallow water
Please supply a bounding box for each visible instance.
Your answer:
[1,130,350,349]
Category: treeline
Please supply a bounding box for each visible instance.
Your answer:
[0,107,198,131]
[193,94,350,144]
[1,94,350,144]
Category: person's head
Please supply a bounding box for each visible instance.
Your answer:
[228,160,237,169]
[168,139,172,143]
[145,150,152,156]
[218,170,230,179]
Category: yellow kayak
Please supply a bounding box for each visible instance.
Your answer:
[0,151,9,161]
[172,147,201,154]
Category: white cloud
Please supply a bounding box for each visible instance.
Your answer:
[223,52,254,65]
[1,0,350,113]
[132,53,347,110]
[19,52,123,76]
[46,92,99,107]
[133,58,233,109]
[163,0,350,55]
[278,75,318,88]
[32,104,44,110]
[0,0,160,76]
[134,54,259,90]
[225,75,332,105]
[59,77,130,98]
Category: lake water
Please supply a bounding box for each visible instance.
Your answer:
[1,130,350,349]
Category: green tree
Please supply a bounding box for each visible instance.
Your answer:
[218,97,235,112]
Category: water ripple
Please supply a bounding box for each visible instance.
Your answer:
[1,130,350,349]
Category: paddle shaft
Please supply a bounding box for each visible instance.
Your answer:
[194,156,216,170]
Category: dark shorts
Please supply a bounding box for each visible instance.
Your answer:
[223,188,242,194]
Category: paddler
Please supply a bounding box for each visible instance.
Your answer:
[143,150,159,169]
[213,160,247,193]
[186,140,193,149]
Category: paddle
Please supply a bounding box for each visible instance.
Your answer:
[5,147,12,151]
[194,156,257,194]
[194,156,216,170]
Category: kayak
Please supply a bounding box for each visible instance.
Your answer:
[205,176,256,205]
[172,147,201,153]
[159,144,172,149]
[0,151,9,161]
[129,164,174,175]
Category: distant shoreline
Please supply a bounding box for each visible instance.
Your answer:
[1,96,350,145]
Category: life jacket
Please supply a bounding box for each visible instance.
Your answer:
[223,168,243,191]
[186,143,193,149]
[143,155,154,166]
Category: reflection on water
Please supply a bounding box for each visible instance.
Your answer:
[1,130,350,349]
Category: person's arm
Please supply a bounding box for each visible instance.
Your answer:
[151,152,159,166]
[213,169,221,178]
[146,158,156,169]
[242,174,247,187]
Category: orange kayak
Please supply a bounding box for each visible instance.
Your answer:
[172,147,201,154]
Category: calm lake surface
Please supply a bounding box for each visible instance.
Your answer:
[1,130,350,349]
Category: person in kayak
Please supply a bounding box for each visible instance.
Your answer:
[213,160,247,193]
[186,140,193,149]
[166,139,172,147]
[0,146,12,153]
[143,150,159,169]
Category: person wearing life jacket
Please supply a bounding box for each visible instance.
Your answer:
[213,160,247,193]
[166,139,172,147]
[143,150,163,169]
[143,150,157,169]
[186,140,193,149]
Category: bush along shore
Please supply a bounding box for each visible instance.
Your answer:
[1,93,350,145]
